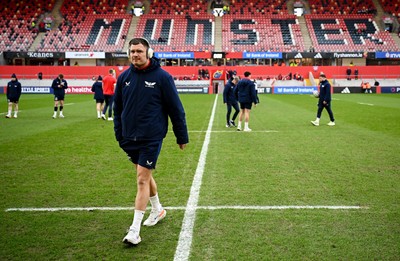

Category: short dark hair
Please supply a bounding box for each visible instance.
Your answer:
[244,71,251,77]
[128,38,150,49]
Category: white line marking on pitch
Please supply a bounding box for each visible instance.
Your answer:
[64,103,74,106]
[174,94,218,261]
[188,130,278,133]
[357,102,374,106]
[5,205,367,212]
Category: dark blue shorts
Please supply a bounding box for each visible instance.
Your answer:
[240,102,252,110]
[54,95,65,101]
[119,139,163,169]
[95,99,104,103]
[8,98,19,103]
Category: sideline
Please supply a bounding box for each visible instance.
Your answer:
[5,205,367,212]
[173,94,218,261]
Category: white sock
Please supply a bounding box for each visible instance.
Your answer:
[14,111,18,116]
[149,194,162,211]
[60,111,64,116]
[245,122,249,129]
[53,111,57,117]
[7,110,11,115]
[237,122,241,129]
[97,111,101,117]
[130,210,145,233]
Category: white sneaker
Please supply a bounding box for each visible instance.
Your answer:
[101,114,106,120]
[108,117,113,121]
[5,114,11,118]
[237,126,241,131]
[59,114,65,118]
[243,128,252,132]
[143,208,166,227]
[311,120,319,126]
[13,115,18,118]
[123,229,141,245]
[52,114,57,119]
[225,124,230,128]
[328,121,335,126]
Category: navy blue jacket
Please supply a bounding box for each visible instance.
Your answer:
[91,81,104,100]
[234,77,258,104]
[113,58,188,145]
[7,79,22,100]
[223,80,237,104]
[318,79,332,103]
[51,77,68,96]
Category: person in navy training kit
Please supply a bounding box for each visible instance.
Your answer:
[114,37,189,245]
[5,73,22,118]
[91,75,104,119]
[311,72,335,126]
[235,71,258,131]
[51,74,68,118]
[223,75,240,127]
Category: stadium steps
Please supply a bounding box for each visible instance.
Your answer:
[124,16,140,51]
[297,16,312,51]
[51,0,65,31]
[371,0,385,31]
[214,16,222,52]
[29,33,47,52]
[391,33,400,48]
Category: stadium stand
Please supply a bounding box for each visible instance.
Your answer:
[308,0,376,15]
[0,0,399,54]
[135,0,214,52]
[37,0,130,52]
[222,14,305,52]
[220,0,306,52]
[378,0,400,25]
[306,14,399,52]
[0,0,54,52]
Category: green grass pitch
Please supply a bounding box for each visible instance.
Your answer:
[1,93,399,260]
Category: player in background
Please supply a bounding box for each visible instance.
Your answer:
[102,69,117,121]
[5,73,22,118]
[91,76,104,119]
[311,72,335,126]
[51,74,68,119]
[223,76,240,127]
[235,71,258,131]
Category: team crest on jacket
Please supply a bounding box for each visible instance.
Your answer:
[145,81,156,88]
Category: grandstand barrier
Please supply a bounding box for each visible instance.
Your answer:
[1,66,399,94]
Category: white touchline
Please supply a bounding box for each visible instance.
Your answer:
[5,205,367,212]
[357,102,374,106]
[174,94,219,261]
[187,130,278,133]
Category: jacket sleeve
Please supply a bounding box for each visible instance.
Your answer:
[6,83,10,99]
[323,82,331,101]
[250,81,257,104]
[233,84,238,100]
[222,83,229,103]
[62,80,68,89]
[113,76,123,141]
[17,82,22,99]
[51,79,56,89]
[163,75,189,145]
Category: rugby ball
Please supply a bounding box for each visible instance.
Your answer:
[312,90,319,98]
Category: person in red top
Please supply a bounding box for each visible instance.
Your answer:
[102,69,117,120]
